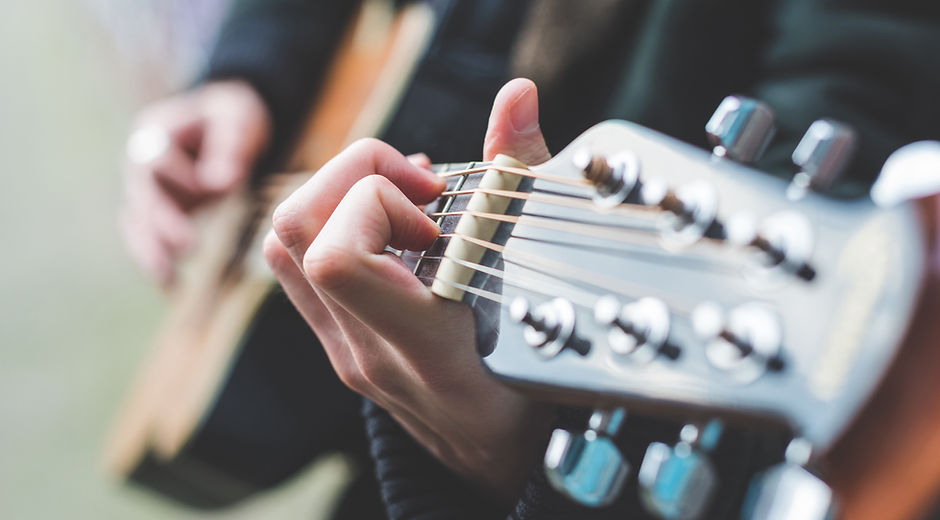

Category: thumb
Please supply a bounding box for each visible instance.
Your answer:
[483,78,551,165]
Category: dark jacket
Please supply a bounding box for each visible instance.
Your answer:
[203,1,940,518]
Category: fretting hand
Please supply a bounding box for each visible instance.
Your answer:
[264,79,554,501]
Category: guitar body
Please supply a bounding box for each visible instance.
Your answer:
[104,0,435,507]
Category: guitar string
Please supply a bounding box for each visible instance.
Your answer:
[439,187,659,219]
[435,233,698,315]
[415,264,598,310]
[430,209,663,242]
[430,209,740,270]
[436,164,591,188]
[434,255,601,309]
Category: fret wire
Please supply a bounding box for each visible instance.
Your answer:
[413,173,467,276]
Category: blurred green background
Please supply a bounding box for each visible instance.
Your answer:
[0,0,341,517]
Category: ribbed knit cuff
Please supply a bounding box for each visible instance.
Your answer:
[361,398,508,520]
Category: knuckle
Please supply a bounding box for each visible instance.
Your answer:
[335,363,366,394]
[352,174,391,196]
[271,201,307,253]
[262,232,292,273]
[302,243,356,290]
[346,137,387,155]
[358,356,397,395]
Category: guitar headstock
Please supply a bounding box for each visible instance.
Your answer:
[477,117,925,452]
[419,97,931,516]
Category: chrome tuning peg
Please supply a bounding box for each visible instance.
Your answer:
[705,96,776,164]
[870,140,940,208]
[544,408,630,507]
[594,296,678,363]
[788,119,857,200]
[573,148,642,207]
[510,296,576,358]
[638,420,723,520]
[741,438,837,520]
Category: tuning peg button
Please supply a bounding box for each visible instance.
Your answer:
[638,421,723,520]
[595,296,676,362]
[742,439,836,520]
[510,296,576,358]
[870,140,940,208]
[705,96,776,164]
[574,148,642,207]
[694,302,784,383]
[544,409,630,508]
[788,119,857,199]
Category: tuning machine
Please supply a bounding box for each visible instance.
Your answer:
[510,296,583,358]
[544,408,630,507]
[638,420,724,520]
[574,148,643,208]
[742,438,837,520]
[706,96,776,164]
[727,211,816,282]
[693,302,784,383]
[788,119,857,200]
[640,178,722,246]
[594,296,679,362]
[870,140,940,207]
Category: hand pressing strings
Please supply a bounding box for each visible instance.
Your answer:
[264,78,555,502]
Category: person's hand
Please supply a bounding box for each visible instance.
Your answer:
[264,78,554,501]
[120,80,271,286]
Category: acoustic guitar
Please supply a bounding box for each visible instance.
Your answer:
[404,98,940,519]
[104,0,435,508]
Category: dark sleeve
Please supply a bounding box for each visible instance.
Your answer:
[202,0,361,167]
[751,0,940,194]
[361,398,508,520]
[363,397,794,520]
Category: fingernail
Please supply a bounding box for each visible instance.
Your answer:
[509,87,540,134]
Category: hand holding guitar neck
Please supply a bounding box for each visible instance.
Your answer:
[120,80,271,286]
[264,79,556,501]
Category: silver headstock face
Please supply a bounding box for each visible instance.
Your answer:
[455,120,926,453]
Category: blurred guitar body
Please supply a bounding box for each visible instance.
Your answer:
[104,0,435,508]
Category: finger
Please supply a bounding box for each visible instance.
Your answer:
[272,138,445,266]
[127,169,195,254]
[267,226,441,422]
[482,78,552,165]
[148,144,203,198]
[196,93,269,192]
[120,206,174,286]
[262,230,364,388]
[406,152,432,169]
[149,184,195,254]
[302,175,473,354]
